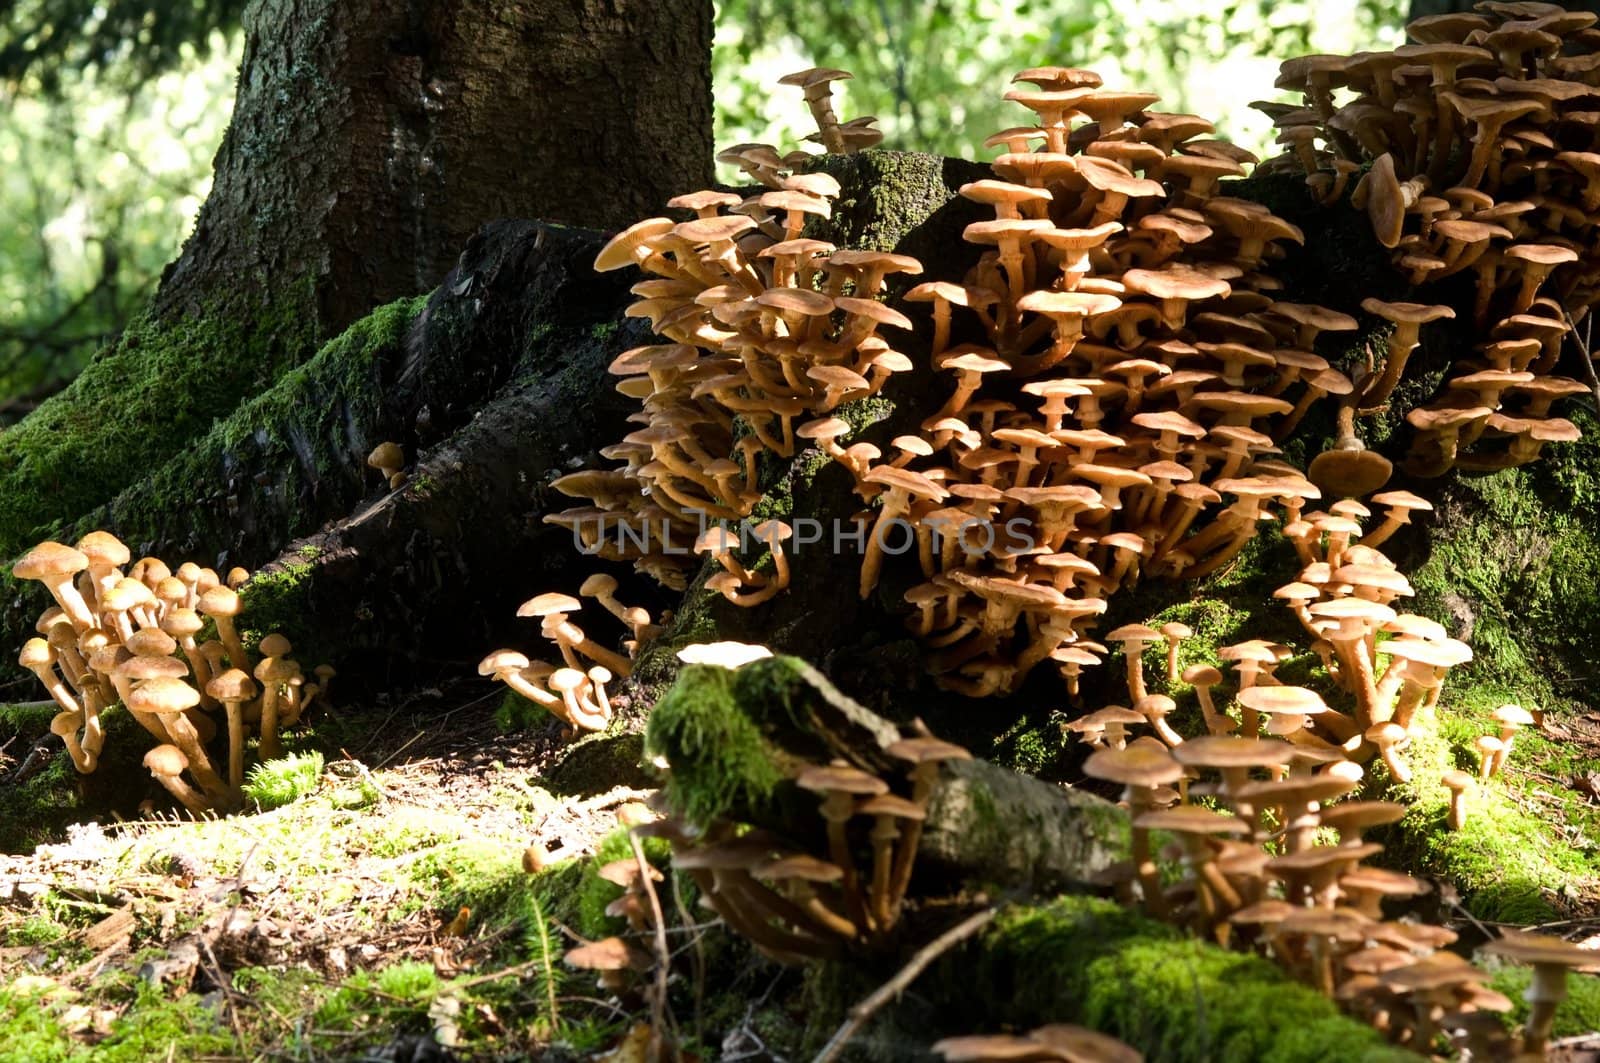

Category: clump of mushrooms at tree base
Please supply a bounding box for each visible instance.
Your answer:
[485,34,1600,1058]
[11,532,331,815]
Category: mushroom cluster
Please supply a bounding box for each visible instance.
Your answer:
[642,720,970,962]
[478,576,665,733]
[1074,693,1520,1052]
[573,146,922,595]
[1266,3,1592,476]
[12,533,330,814]
[842,67,1374,698]
[1085,727,1546,1055]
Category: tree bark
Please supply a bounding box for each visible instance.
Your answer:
[0,0,712,583]
[159,0,715,336]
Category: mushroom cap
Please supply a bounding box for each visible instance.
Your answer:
[1133,806,1249,835]
[118,654,190,681]
[1491,703,1535,727]
[125,628,178,658]
[1318,806,1408,838]
[675,642,774,669]
[259,633,293,658]
[931,1034,1056,1062]
[18,637,52,670]
[858,793,926,820]
[1365,722,1406,747]
[1105,623,1162,644]
[563,936,651,972]
[862,465,950,501]
[1172,735,1296,770]
[75,531,131,569]
[160,608,205,639]
[517,592,582,618]
[128,677,202,715]
[14,541,89,580]
[1084,742,1182,787]
[143,743,189,776]
[207,668,259,702]
[1027,1025,1144,1063]
[547,668,588,695]
[580,573,620,598]
[197,585,242,618]
[1379,637,1471,668]
[887,735,973,765]
[1441,769,1475,792]
[796,762,889,796]
[1484,930,1600,971]
[1307,448,1393,499]
[755,854,846,883]
[366,441,404,470]
[1235,685,1329,717]
[1123,265,1231,302]
[478,649,530,677]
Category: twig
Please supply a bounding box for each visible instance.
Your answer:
[670,870,708,1044]
[197,934,250,1056]
[1563,309,1600,415]
[631,830,675,1062]
[811,907,997,1063]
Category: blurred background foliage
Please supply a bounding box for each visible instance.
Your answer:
[0,0,1407,422]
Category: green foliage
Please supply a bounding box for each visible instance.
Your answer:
[0,37,237,409]
[242,750,325,811]
[0,1,244,89]
[569,829,676,941]
[713,0,1405,174]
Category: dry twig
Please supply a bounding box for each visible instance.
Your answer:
[811,907,997,1063]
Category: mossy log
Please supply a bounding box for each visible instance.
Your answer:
[645,656,1130,894]
[872,895,1416,1062]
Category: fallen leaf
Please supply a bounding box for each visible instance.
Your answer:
[597,1023,652,1063]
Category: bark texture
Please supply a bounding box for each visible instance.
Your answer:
[159,0,714,335]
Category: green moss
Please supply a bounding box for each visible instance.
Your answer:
[811,151,967,253]
[495,690,551,732]
[1409,406,1600,716]
[0,703,155,852]
[572,829,672,940]
[0,286,318,557]
[644,661,789,825]
[236,556,319,647]
[1489,967,1600,1038]
[241,751,326,811]
[0,979,233,1062]
[1377,705,1596,922]
[928,896,1413,1063]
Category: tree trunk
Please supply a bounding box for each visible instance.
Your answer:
[159,0,715,336]
[0,0,712,569]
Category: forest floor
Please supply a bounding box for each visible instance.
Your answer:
[7,677,1600,1060]
[0,686,708,1062]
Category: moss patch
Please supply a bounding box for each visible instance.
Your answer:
[0,285,321,557]
[906,896,1412,1063]
[644,662,790,825]
[1376,698,1600,922]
